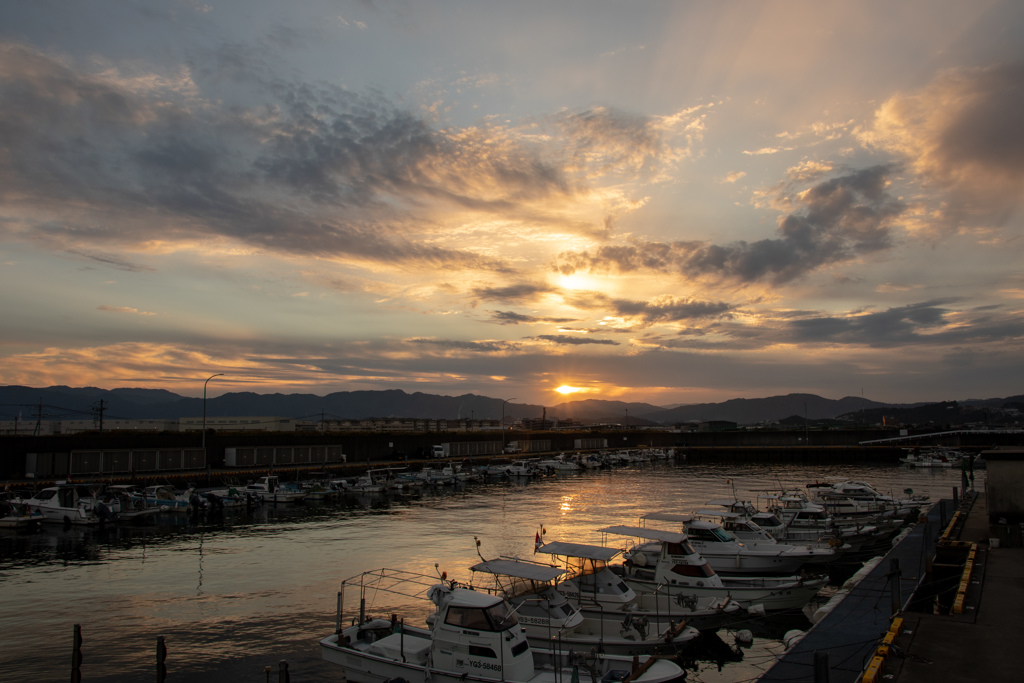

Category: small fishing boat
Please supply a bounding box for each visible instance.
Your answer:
[0,499,44,529]
[17,484,102,525]
[637,512,837,576]
[535,538,745,627]
[320,568,686,683]
[141,484,193,513]
[805,480,927,520]
[467,556,701,656]
[244,475,306,503]
[599,525,829,612]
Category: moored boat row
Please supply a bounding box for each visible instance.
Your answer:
[318,476,928,682]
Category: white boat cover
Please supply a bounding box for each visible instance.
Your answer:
[597,525,687,543]
[536,541,622,561]
[469,559,565,582]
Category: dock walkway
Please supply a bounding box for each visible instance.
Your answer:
[761,490,1022,683]
[887,492,1023,683]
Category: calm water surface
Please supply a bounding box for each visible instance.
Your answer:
[0,461,980,682]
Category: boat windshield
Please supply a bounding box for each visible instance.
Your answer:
[689,525,736,543]
[445,602,520,631]
[486,601,519,630]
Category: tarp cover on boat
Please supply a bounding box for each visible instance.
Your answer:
[597,525,687,543]
[536,541,622,561]
[470,559,565,582]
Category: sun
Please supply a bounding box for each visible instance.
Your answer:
[555,385,584,395]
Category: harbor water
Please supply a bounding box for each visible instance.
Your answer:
[0,460,979,682]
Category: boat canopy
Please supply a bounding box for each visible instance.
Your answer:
[469,559,565,582]
[597,525,687,544]
[536,541,622,562]
[694,509,742,519]
[641,511,692,523]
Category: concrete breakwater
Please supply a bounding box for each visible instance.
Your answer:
[2,425,1005,481]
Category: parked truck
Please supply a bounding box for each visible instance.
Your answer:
[431,444,450,458]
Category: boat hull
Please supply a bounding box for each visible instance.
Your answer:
[320,628,685,683]
[619,572,827,612]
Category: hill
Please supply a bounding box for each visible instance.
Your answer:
[1,385,1021,426]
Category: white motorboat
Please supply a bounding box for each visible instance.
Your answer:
[320,568,686,683]
[899,447,963,468]
[18,484,102,525]
[467,557,701,656]
[244,475,306,503]
[535,540,637,609]
[298,474,342,501]
[599,525,828,612]
[415,465,454,485]
[84,486,160,524]
[141,484,193,513]
[195,486,260,509]
[536,454,581,473]
[805,480,927,520]
[638,512,836,576]
[694,499,843,551]
[758,491,896,550]
[0,498,44,528]
[505,460,540,478]
[535,539,744,627]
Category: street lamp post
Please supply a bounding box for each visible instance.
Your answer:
[202,374,225,449]
[804,400,809,447]
[501,398,517,454]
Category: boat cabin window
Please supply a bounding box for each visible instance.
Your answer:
[468,646,497,659]
[445,602,519,631]
[670,563,717,578]
[35,489,57,501]
[756,515,783,527]
[666,541,697,556]
[59,488,77,507]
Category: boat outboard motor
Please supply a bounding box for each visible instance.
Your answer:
[94,502,115,523]
[205,492,224,510]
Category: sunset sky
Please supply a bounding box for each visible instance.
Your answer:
[2,1,1023,407]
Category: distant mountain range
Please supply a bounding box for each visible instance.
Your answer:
[2,385,1022,427]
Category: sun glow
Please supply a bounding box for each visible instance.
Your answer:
[555,385,583,395]
[556,272,602,291]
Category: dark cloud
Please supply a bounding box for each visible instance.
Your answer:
[408,338,521,352]
[861,63,1024,229]
[65,249,154,272]
[563,291,732,326]
[786,300,1024,348]
[472,283,555,303]
[489,311,577,325]
[554,165,904,285]
[938,64,1024,176]
[534,335,620,346]
[0,42,580,270]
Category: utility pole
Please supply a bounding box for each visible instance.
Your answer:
[93,399,106,433]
